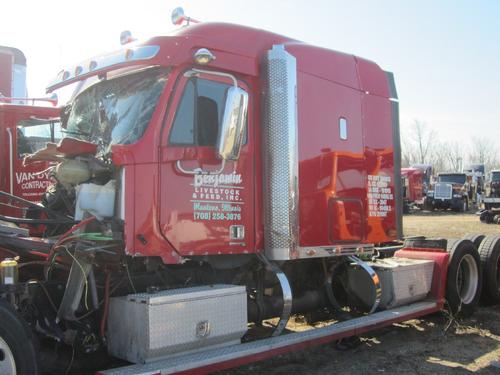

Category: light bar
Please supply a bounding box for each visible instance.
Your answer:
[46,45,160,92]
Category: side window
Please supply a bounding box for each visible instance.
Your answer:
[17,121,62,157]
[169,78,232,146]
[169,80,195,144]
[339,117,348,140]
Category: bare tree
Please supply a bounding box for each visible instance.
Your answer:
[440,141,465,172]
[469,136,499,171]
[400,127,414,167]
[429,143,448,173]
[400,119,438,167]
[411,120,437,164]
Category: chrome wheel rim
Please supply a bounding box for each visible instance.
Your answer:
[0,336,16,375]
[456,254,479,304]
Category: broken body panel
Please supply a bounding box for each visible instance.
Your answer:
[49,23,399,264]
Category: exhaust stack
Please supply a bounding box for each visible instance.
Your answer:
[261,45,299,260]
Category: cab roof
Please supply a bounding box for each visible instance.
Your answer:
[47,22,393,99]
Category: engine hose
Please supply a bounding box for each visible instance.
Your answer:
[100,271,111,338]
[0,214,76,225]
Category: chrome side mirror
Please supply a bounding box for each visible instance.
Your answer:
[217,87,248,160]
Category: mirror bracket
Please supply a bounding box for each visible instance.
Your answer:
[176,159,226,175]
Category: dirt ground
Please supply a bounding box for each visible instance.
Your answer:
[221,211,500,375]
[403,210,500,239]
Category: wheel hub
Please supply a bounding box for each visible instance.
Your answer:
[456,254,479,305]
[0,336,16,375]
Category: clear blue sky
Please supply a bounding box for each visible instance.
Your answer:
[2,0,499,143]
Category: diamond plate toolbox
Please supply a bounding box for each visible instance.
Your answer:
[348,258,434,310]
[107,284,247,364]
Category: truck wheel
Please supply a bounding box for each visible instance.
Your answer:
[0,300,39,375]
[463,234,486,249]
[477,236,500,304]
[445,239,482,317]
[480,210,491,223]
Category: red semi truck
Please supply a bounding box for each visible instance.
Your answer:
[0,10,498,375]
[0,46,61,222]
[401,164,432,212]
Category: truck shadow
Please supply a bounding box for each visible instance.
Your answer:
[219,306,500,375]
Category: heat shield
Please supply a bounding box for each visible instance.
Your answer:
[261,45,299,260]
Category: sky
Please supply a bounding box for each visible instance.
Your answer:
[1,0,499,144]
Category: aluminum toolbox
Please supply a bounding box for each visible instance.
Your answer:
[348,258,434,310]
[107,284,247,364]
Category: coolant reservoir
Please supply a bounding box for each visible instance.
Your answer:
[55,159,91,185]
[75,180,116,220]
[0,258,18,285]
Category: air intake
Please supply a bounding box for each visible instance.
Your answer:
[261,44,299,260]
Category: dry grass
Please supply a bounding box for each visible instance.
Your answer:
[404,211,500,238]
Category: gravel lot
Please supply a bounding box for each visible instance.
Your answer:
[221,212,500,375]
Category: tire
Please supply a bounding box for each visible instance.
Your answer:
[0,299,39,375]
[445,239,482,317]
[463,233,486,249]
[477,235,500,303]
[480,210,494,224]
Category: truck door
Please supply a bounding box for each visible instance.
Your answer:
[159,72,254,256]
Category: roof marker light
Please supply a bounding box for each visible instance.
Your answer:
[74,66,83,76]
[194,48,215,65]
[88,60,98,71]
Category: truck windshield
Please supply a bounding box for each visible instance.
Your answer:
[491,172,500,182]
[65,67,169,153]
[438,174,466,184]
[17,120,63,157]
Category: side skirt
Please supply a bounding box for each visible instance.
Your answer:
[98,300,439,375]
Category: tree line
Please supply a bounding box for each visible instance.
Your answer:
[401,120,499,173]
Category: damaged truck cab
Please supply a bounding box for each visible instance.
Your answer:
[0,15,486,375]
[47,23,402,263]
